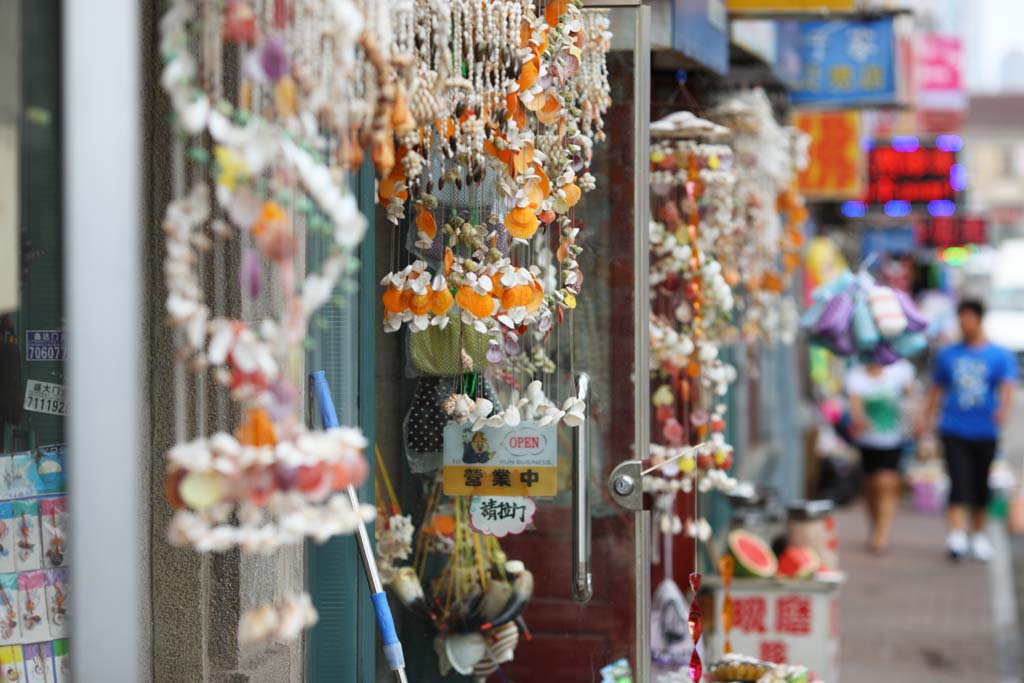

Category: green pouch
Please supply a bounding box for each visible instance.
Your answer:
[408,312,490,376]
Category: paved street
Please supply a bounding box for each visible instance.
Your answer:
[837,501,1012,683]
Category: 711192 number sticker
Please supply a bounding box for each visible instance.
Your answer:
[24,381,65,416]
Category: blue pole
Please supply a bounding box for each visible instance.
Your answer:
[310,371,407,680]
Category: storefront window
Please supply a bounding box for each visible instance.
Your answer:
[0,1,72,679]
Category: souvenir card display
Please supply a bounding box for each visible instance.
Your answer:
[0,444,71,679]
[158,0,612,655]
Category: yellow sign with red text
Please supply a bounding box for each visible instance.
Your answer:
[793,110,864,200]
[442,422,558,497]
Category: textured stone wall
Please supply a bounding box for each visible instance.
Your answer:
[141,2,304,680]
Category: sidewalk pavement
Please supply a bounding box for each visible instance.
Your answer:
[837,500,1020,683]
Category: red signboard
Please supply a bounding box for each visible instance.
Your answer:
[866,143,956,204]
[916,216,987,248]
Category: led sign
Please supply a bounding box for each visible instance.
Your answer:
[866,141,957,205]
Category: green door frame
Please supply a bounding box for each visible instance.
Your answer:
[305,159,378,683]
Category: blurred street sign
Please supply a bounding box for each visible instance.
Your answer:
[793,110,864,199]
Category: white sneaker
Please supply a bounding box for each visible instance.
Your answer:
[947,530,968,559]
[971,533,993,562]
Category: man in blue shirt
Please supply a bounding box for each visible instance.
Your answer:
[923,299,1018,560]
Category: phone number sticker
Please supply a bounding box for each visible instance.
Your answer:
[26,330,65,362]
[24,381,65,416]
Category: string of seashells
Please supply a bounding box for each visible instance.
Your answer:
[708,88,809,346]
[379,1,612,345]
[157,0,413,644]
[646,112,744,549]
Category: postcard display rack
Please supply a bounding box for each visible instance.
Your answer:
[0,444,69,682]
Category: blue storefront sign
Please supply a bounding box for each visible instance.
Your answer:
[673,0,729,76]
[861,226,916,258]
[781,17,897,106]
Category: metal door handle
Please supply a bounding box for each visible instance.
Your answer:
[572,373,592,602]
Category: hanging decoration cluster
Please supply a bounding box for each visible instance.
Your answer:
[378,0,612,342]
[801,268,928,363]
[709,88,809,345]
[645,101,808,683]
[389,485,535,681]
[646,111,744,544]
[157,0,612,653]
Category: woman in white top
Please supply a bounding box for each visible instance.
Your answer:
[845,359,915,553]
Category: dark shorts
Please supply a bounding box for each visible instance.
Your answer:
[941,435,997,508]
[859,446,902,474]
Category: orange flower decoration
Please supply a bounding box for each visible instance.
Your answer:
[378,172,408,203]
[501,285,534,310]
[518,58,539,92]
[409,293,431,316]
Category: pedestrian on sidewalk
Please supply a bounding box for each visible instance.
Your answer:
[846,358,915,554]
[921,299,1018,561]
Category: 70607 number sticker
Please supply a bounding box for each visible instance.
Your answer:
[26,330,65,362]
[24,381,65,416]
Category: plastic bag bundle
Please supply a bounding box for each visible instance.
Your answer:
[801,270,928,364]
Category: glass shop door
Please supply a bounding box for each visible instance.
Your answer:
[372,4,652,682]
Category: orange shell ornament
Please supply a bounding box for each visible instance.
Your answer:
[545,0,570,27]
[456,286,498,319]
[237,407,277,447]
[415,206,437,239]
[518,59,539,91]
[505,207,540,240]
[443,247,455,276]
[524,182,546,211]
[559,182,582,207]
[382,285,408,314]
[537,97,563,126]
[409,293,431,316]
[430,288,454,316]
[501,285,534,310]
[528,280,545,312]
[252,201,287,238]
[378,172,408,203]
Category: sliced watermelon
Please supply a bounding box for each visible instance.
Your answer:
[728,529,778,578]
[777,546,820,579]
